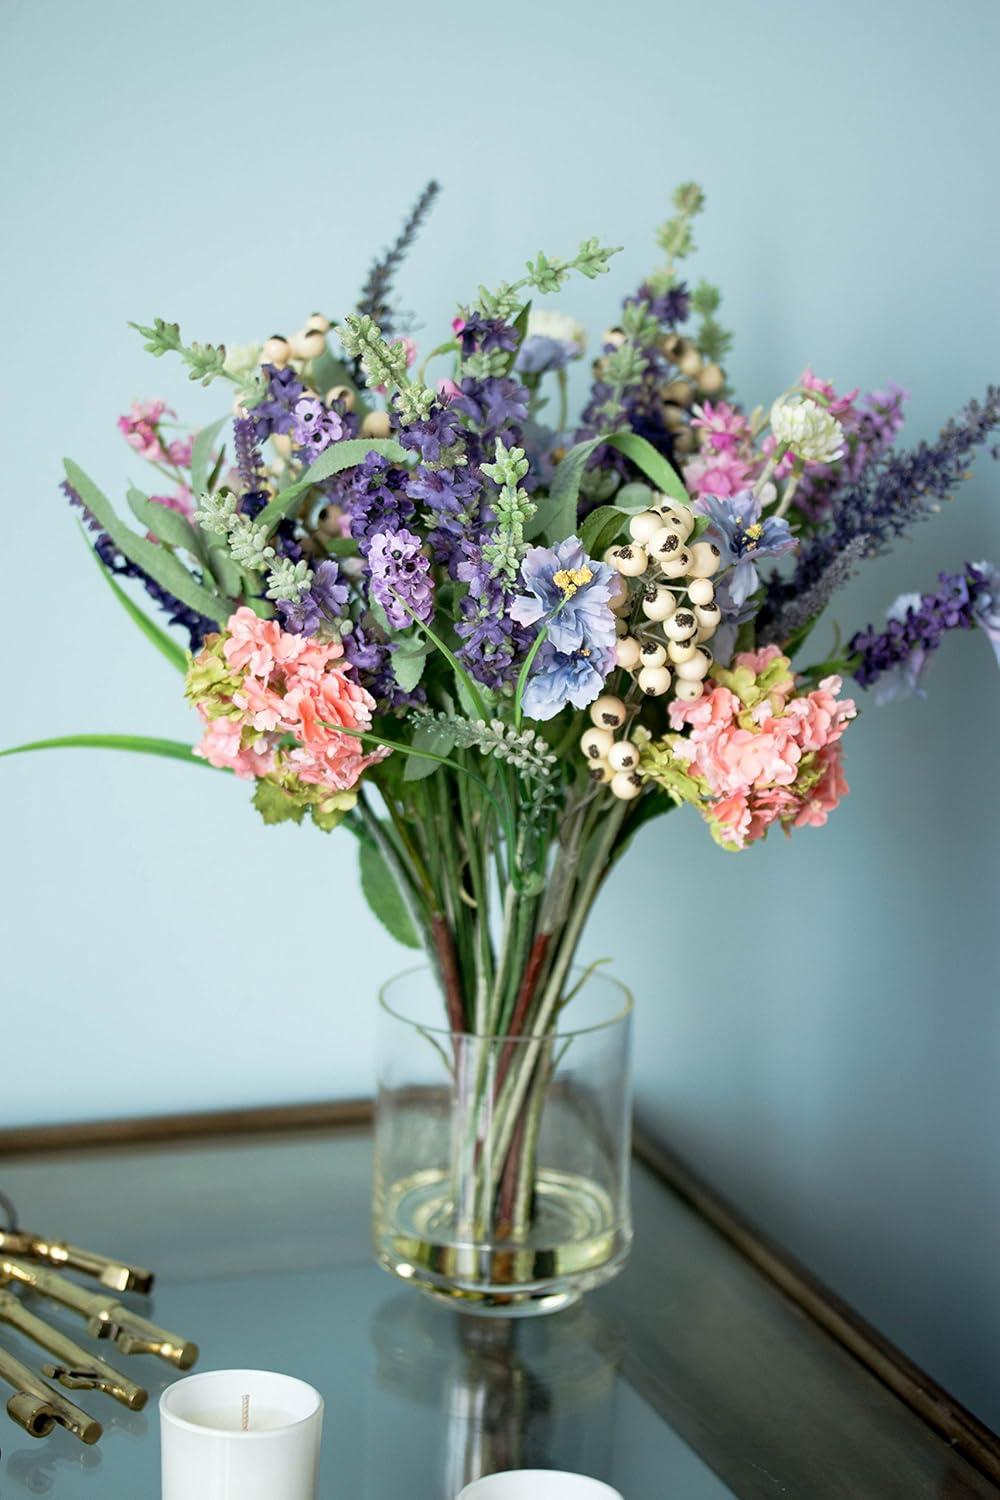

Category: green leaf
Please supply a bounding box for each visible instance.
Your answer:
[309,347,358,397]
[255,437,409,534]
[85,540,188,674]
[580,504,628,558]
[403,719,456,782]
[322,535,361,559]
[190,414,230,495]
[126,486,204,557]
[0,734,214,767]
[359,836,420,947]
[64,461,232,624]
[615,481,655,512]
[252,779,305,825]
[526,435,605,543]
[605,432,691,507]
[391,634,430,694]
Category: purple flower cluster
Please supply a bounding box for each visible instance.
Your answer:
[456,316,519,359]
[455,541,532,689]
[761,387,1000,634]
[277,560,350,636]
[290,397,348,462]
[626,281,691,327]
[795,384,908,521]
[406,463,485,567]
[343,624,425,712]
[452,377,529,447]
[368,529,434,628]
[850,562,1000,702]
[346,453,415,553]
[251,365,304,440]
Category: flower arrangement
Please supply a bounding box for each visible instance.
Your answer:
[7,181,998,1302]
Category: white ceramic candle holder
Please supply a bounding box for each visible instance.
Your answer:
[458,1473,623,1499]
[160,1369,323,1500]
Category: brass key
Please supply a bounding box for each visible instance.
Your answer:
[0,1256,197,1369]
[0,1345,101,1444]
[0,1227,153,1294]
[0,1288,147,1409]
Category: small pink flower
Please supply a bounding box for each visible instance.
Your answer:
[149,485,195,520]
[798,367,859,419]
[167,436,194,467]
[690,400,750,454]
[118,399,172,461]
[683,449,755,499]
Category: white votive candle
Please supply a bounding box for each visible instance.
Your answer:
[160,1369,323,1500]
[458,1474,623,1499]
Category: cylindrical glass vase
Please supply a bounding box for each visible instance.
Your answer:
[373,966,633,1316]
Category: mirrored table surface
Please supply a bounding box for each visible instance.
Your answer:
[0,1125,996,1499]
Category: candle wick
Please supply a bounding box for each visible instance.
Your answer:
[241,1393,250,1432]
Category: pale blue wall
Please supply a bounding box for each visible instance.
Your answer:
[3,0,999,1425]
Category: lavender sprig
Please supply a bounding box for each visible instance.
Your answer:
[355,180,441,338]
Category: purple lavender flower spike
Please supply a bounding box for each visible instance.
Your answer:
[278,559,350,636]
[251,364,305,440]
[369,529,434,629]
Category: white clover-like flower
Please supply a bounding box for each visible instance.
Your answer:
[223,342,263,378]
[527,308,586,352]
[770,395,845,465]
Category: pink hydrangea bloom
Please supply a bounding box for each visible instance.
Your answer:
[683,448,755,499]
[690,400,750,454]
[662,649,856,849]
[118,399,172,461]
[191,608,389,792]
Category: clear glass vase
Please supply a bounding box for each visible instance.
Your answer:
[373,966,634,1316]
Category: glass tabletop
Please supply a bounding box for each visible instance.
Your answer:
[0,1128,994,1499]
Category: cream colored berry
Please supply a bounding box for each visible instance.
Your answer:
[610,770,644,801]
[325,384,356,412]
[667,638,698,664]
[591,695,627,730]
[608,740,640,772]
[687,577,715,606]
[639,639,667,669]
[697,363,725,395]
[609,544,648,577]
[641,584,676,622]
[581,727,615,761]
[687,540,722,578]
[675,653,710,682]
[290,328,326,361]
[305,312,332,335]
[629,511,663,545]
[694,601,722,630]
[361,410,392,439]
[673,678,705,702]
[656,506,694,541]
[261,335,291,367]
[664,608,698,641]
[615,636,641,670]
[588,759,614,785]
[637,664,672,697]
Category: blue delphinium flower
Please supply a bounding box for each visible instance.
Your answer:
[694,490,797,608]
[515,335,574,375]
[521,641,617,721]
[849,562,1000,703]
[509,537,617,654]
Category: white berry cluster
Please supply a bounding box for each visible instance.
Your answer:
[769,395,845,466]
[579,496,722,800]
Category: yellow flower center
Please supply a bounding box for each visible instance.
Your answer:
[552,565,593,598]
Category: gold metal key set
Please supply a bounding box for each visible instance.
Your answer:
[0,1212,199,1445]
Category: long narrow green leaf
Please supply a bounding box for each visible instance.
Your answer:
[126,485,204,558]
[85,540,188,674]
[526,435,605,543]
[606,431,690,506]
[256,437,409,534]
[64,460,233,624]
[0,734,215,767]
[359,837,420,948]
[190,414,230,495]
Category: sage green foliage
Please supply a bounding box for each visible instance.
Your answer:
[480,441,536,580]
[471,237,621,321]
[358,836,420,947]
[65,460,233,624]
[128,319,229,386]
[0,734,214,766]
[411,712,557,781]
[691,279,733,363]
[649,180,705,293]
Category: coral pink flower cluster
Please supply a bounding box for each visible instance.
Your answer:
[667,646,857,848]
[118,399,193,467]
[192,608,388,792]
